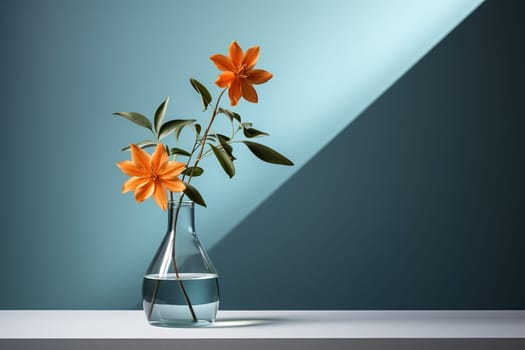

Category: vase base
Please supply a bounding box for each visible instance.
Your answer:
[148,320,214,328]
[143,273,219,327]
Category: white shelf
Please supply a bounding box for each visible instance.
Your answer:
[1,310,524,349]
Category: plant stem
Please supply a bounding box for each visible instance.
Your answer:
[147,202,197,322]
[146,278,160,320]
[171,203,198,322]
[186,88,227,184]
[148,89,227,323]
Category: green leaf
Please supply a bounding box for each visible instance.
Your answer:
[158,119,195,140]
[202,134,217,142]
[219,107,241,123]
[183,182,206,207]
[190,78,212,111]
[113,112,153,132]
[210,144,235,178]
[182,166,204,177]
[154,97,169,135]
[216,134,231,142]
[121,140,157,151]
[241,141,294,166]
[169,147,192,157]
[241,122,253,129]
[216,134,234,158]
[175,120,196,141]
[243,127,269,138]
[194,123,202,137]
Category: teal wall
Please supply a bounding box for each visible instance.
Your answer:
[4,0,522,310]
[213,0,525,309]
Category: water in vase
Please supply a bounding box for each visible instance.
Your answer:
[143,272,219,327]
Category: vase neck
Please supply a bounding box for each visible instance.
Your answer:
[167,200,195,234]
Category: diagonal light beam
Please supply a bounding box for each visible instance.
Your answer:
[193,0,484,249]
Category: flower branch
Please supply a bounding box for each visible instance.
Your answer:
[112,41,294,324]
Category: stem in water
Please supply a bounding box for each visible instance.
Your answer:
[147,89,227,323]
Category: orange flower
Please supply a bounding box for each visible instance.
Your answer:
[210,41,273,106]
[117,144,186,211]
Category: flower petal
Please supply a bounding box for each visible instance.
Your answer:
[151,144,168,173]
[161,178,186,193]
[210,54,235,72]
[241,80,258,103]
[122,176,148,193]
[228,79,241,106]
[159,161,185,177]
[117,160,145,177]
[134,180,154,203]
[215,71,235,88]
[243,46,260,69]
[247,69,273,85]
[229,41,243,67]
[153,181,168,211]
[130,144,151,171]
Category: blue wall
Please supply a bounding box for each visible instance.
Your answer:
[2,0,521,310]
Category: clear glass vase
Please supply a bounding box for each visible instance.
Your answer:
[142,200,219,327]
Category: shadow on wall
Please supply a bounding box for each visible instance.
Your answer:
[210,0,525,309]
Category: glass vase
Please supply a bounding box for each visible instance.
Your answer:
[142,200,219,327]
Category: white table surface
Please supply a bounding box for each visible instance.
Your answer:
[1,310,524,339]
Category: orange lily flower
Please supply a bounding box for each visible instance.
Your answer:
[210,41,273,106]
[117,144,186,211]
